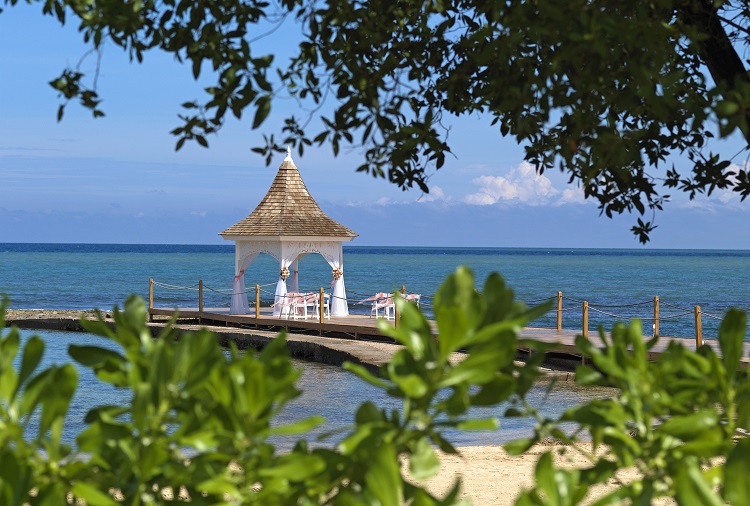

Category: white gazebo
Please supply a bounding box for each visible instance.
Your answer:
[220,149,358,316]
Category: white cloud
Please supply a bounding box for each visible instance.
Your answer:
[557,186,586,205]
[417,186,448,203]
[463,162,568,206]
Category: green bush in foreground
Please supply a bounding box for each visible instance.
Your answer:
[0,266,748,505]
[515,308,750,506]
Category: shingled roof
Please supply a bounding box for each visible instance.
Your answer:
[220,152,358,239]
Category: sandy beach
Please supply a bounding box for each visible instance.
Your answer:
[421,443,638,505]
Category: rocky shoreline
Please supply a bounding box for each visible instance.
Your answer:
[6,309,101,320]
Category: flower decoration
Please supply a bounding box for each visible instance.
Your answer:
[332,267,343,280]
[280,266,290,280]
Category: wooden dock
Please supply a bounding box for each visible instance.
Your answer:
[148,306,750,363]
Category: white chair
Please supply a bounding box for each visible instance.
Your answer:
[277,292,299,319]
[313,293,331,320]
[373,295,394,319]
[292,293,316,320]
[405,293,421,307]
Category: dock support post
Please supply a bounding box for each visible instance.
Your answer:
[694,305,703,348]
[395,286,405,328]
[198,280,203,323]
[582,301,589,365]
[255,285,260,323]
[653,296,659,337]
[149,278,154,322]
[556,291,563,332]
[319,287,325,335]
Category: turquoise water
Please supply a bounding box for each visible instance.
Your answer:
[16,329,610,448]
[2,243,750,339]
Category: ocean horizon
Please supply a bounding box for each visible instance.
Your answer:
[3,242,750,339]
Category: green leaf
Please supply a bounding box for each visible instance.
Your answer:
[718,308,746,379]
[456,418,499,431]
[574,365,604,385]
[258,454,326,480]
[725,439,750,505]
[71,482,118,506]
[365,443,402,505]
[253,95,271,128]
[409,438,440,480]
[355,401,384,424]
[675,458,723,506]
[268,415,325,436]
[657,409,718,439]
[504,438,534,456]
[534,452,559,504]
[68,345,125,368]
[716,100,739,117]
[343,362,388,389]
[18,336,44,390]
[471,375,515,406]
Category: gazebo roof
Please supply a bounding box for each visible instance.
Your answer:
[220,150,358,239]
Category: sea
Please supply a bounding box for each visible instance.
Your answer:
[2,243,750,339]
[2,243,750,447]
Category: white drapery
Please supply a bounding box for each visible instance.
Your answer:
[289,258,300,293]
[230,239,350,317]
[321,243,348,316]
[229,250,261,315]
[229,270,251,314]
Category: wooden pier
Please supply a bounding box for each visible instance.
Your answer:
[148,278,750,364]
[147,305,750,365]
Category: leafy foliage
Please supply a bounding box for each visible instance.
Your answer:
[0,268,550,505]
[5,0,750,240]
[2,268,749,504]
[513,311,750,505]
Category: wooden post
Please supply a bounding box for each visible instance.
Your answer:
[582,301,589,340]
[255,285,260,320]
[401,285,406,295]
[582,301,589,365]
[653,296,659,337]
[319,287,325,335]
[198,280,204,314]
[148,278,154,322]
[695,305,703,348]
[556,291,563,332]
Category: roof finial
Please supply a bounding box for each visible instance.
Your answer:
[284,145,293,162]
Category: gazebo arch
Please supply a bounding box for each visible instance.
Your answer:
[220,149,358,316]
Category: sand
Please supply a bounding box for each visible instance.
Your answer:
[416,444,644,505]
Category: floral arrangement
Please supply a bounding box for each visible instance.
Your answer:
[280,266,290,280]
[332,267,343,280]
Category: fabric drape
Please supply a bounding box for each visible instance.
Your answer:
[273,254,296,317]
[289,258,300,294]
[229,270,251,314]
[323,244,349,316]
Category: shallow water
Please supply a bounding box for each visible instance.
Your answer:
[14,329,611,448]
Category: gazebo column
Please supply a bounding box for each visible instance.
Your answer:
[289,257,300,293]
[230,244,259,315]
[273,244,299,317]
[324,243,349,316]
[230,270,250,314]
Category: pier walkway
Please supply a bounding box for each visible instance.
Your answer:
[148,306,750,365]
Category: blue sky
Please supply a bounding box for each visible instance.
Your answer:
[2,5,750,248]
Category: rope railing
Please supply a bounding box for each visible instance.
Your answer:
[149,278,748,346]
[661,301,694,312]
[152,281,201,291]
